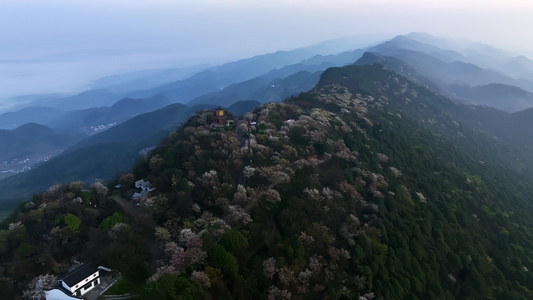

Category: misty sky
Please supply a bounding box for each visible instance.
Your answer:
[1,0,532,111]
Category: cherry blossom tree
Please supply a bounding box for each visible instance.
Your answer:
[267,285,292,300]
[92,180,108,196]
[191,270,211,288]
[263,257,278,279]
[170,247,186,269]
[224,205,252,225]
[277,267,295,286]
[22,274,57,300]
[297,268,312,284]
[262,189,281,204]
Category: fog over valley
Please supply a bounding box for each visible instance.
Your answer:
[2,0,533,112]
[0,51,220,112]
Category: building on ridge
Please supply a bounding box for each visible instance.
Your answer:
[214,107,226,124]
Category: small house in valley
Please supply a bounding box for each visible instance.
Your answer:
[60,262,100,297]
[135,179,153,192]
[132,192,143,201]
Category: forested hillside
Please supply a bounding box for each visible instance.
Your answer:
[1,64,533,299]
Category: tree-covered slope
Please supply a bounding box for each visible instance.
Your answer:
[2,64,533,300]
[127,65,533,299]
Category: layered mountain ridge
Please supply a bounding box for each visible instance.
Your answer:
[1,33,533,250]
[1,63,532,299]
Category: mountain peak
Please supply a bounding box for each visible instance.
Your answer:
[12,122,53,135]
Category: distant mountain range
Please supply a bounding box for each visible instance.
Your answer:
[6,33,533,115]
[2,32,533,213]
[0,95,172,131]
[361,34,533,111]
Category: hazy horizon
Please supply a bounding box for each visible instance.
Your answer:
[1,0,533,112]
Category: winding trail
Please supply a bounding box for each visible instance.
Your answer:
[111,194,137,217]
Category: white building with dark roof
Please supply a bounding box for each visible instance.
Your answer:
[135,179,154,192]
[60,262,100,297]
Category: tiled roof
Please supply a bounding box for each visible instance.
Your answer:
[61,263,99,287]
